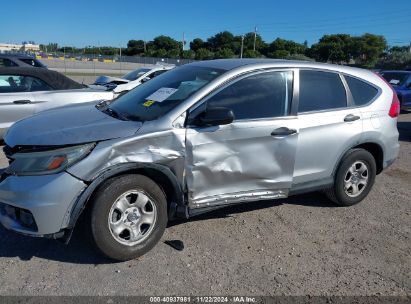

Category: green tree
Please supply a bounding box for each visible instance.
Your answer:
[358,33,387,66]
[308,34,351,63]
[214,48,235,59]
[267,50,289,59]
[182,50,196,59]
[190,38,206,52]
[286,53,315,61]
[243,49,262,58]
[152,35,180,51]
[376,50,411,70]
[125,40,145,55]
[167,49,180,59]
[264,38,306,59]
[207,31,236,52]
[389,46,409,53]
[195,48,214,60]
[155,48,168,58]
[243,32,265,52]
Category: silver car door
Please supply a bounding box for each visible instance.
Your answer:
[292,69,363,185]
[0,75,35,137]
[185,70,299,209]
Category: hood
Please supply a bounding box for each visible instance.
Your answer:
[5,104,142,148]
[94,75,129,85]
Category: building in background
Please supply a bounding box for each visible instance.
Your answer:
[0,42,40,53]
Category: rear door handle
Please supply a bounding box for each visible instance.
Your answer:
[13,100,32,104]
[271,127,297,136]
[344,114,360,122]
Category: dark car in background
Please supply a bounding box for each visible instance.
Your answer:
[0,54,47,68]
[380,70,411,111]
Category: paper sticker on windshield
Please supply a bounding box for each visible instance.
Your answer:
[143,100,155,107]
[389,79,400,85]
[145,87,178,102]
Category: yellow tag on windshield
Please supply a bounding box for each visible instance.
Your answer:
[143,100,155,107]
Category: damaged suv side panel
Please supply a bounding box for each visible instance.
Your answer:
[0,59,400,261]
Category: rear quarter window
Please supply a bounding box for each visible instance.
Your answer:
[345,76,378,106]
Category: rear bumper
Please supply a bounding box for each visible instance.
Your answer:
[382,141,400,171]
[0,172,86,236]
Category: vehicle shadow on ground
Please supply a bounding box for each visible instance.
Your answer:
[167,191,333,227]
[398,121,411,142]
[0,192,334,264]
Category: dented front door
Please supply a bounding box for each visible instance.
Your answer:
[184,70,298,208]
[185,119,299,208]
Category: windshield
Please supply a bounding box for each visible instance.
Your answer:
[381,72,409,86]
[108,65,225,121]
[123,68,151,81]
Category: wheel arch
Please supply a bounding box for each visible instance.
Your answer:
[333,141,384,177]
[65,162,185,241]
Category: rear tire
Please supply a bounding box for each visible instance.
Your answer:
[90,174,167,261]
[326,149,376,206]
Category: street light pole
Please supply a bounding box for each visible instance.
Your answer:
[253,26,257,52]
[119,45,122,74]
[240,35,244,58]
[63,47,66,74]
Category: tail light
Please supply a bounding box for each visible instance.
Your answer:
[375,72,400,118]
[388,93,400,118]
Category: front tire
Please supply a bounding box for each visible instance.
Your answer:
[90,174,167,261]
[326,149,376,206]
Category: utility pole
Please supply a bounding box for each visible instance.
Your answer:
[253,26,257,52]
[63,47,66,74]
[119,45,122,74]
[144,40,146,53]
[182,32,185,52]
[240,35,244,58]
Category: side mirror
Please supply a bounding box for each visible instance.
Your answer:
[141,77,151,83]
[193,107,234,127]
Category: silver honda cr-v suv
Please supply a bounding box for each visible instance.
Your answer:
[0,59,400,261]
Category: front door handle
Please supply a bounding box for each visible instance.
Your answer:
[344,114,360,122]
[271,127,297,136]
[13,100,32,104]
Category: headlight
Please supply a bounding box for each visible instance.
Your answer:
[5,143,95,176]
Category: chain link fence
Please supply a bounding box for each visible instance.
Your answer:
[33,51,195,66]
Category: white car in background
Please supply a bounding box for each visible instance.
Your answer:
[0,67,115,139]
[93,63,175,95]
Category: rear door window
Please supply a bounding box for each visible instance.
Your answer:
[0,75,52,93]
[298,70,347,113]
[345,75,378,106]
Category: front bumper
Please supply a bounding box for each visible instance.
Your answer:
[0,172,86,236]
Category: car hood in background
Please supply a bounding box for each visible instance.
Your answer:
[5,104,142,148]
[94,75,130,85]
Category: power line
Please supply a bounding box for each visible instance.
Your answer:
[178,9,411,37]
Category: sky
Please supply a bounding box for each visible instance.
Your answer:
[1,0,410,48]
